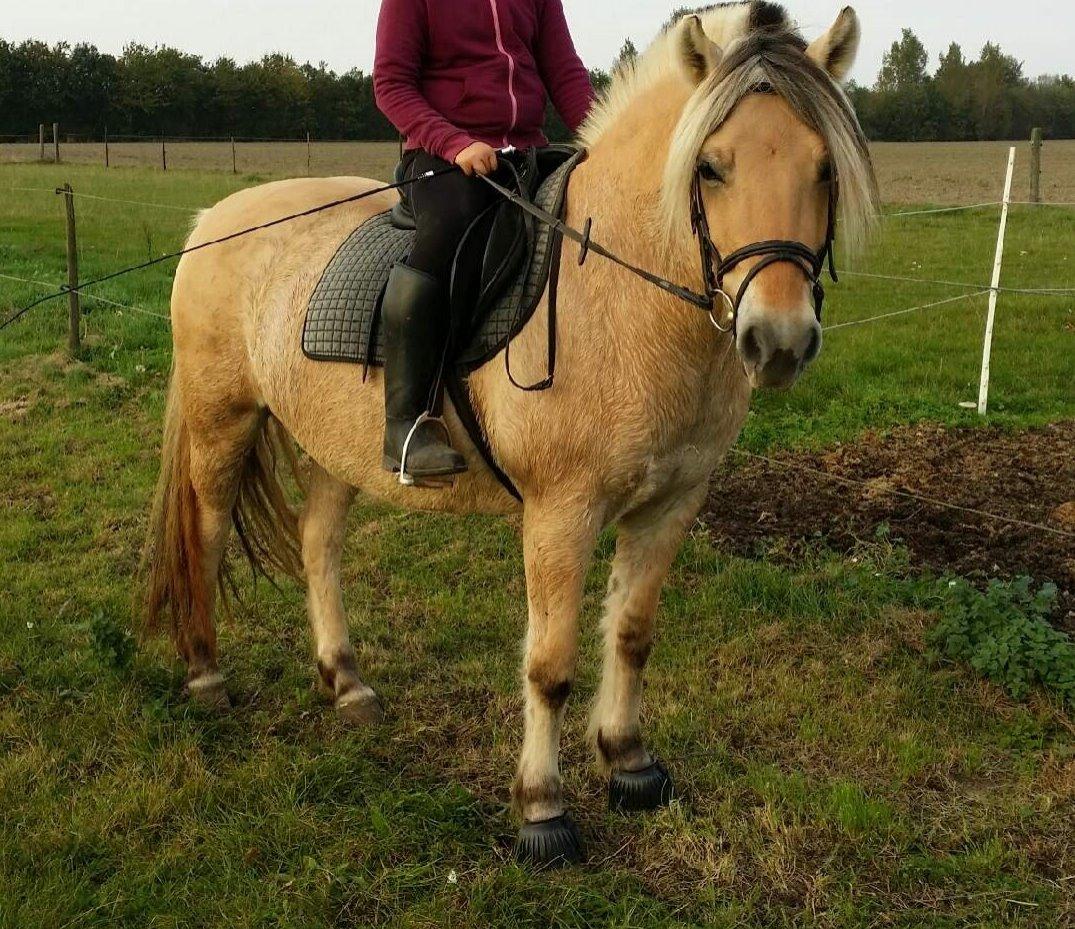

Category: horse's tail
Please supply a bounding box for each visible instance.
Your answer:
[141,372,210,656]
[141,372,303,655]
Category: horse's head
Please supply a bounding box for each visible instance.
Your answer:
[664,7,877,389]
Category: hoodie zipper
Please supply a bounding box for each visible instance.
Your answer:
[487,0,519,147]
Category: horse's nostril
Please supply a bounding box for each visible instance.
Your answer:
[739,324,763,367]
[804,324,822,363]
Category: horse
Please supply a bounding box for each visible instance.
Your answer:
[143,2,877,866]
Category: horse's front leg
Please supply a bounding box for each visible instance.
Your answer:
[590,484,707,811]
[512,496,598,868]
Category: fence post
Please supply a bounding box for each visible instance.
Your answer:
[231,136,237,175]
[161,132,167,171]
[1029,128,1042,204]
[976,146,1016,417]
[306,131,311,175]
[39,124,45,161]
[53,122,60,163]
[104,126,110,168]
[58,183,81,355]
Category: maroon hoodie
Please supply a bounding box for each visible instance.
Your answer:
[374,0,595,163]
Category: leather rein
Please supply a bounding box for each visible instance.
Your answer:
[481,153,840,339]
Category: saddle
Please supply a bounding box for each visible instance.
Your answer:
[301,145,585,499]
[302,145,583,372]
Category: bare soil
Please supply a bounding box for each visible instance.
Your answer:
[702,422,1075,628]
[870,140,1075,205]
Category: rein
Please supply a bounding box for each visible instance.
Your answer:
[482,153,840,339]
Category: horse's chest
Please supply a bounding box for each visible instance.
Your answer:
[616,444,715,516]
[613,379,751,516]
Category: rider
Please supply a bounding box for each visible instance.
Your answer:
[373,0,594,481]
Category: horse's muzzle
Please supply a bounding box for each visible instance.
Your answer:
[736,308,823,390]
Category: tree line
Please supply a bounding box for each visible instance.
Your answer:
[849,30,1075,141]
[0,29,1071,143]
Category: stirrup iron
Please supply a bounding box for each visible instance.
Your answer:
[397,412,453,486]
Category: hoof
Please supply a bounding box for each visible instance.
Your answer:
[514,814,584,869]
[336,690,384,725]
[185,674,230,710]
[609,760,674,812]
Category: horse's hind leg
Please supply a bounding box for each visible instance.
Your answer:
[590,484,707,811]
[301,462,383,724]
[183,408,278,703]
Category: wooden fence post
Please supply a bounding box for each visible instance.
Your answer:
[231,136,237,175]
[307,131,312,176]
[161,132,167,171]
[104,126,110,168]
[1029,128,1043,204]
[39,124,45,161]
[53,122,60,163]
[58,183,81,355]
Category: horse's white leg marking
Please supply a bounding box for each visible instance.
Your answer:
[513,499,598,823]
[301,462,382,723]
[590,484,707,772]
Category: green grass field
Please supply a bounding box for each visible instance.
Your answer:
[2,159,1074,927]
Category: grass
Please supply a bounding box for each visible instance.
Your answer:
[1,154,1074,927]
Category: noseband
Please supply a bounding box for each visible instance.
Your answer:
[689,165,839,334]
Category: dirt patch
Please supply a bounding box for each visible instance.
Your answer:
[702,422,1075,629]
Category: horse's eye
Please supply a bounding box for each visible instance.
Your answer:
[698,161,725,185]
[818,161,834,184]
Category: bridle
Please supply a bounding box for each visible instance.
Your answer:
[689,158,840,335]
[481,131,840,341]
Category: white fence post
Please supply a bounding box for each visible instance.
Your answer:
[976,146,1016,416]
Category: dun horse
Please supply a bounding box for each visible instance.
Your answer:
[144,3,877,864]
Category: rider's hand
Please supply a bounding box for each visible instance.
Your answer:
[454,141,499,177]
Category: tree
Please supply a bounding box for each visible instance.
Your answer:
[935,43,973,140]
[968,42,1024,139]
[877,29,929,92]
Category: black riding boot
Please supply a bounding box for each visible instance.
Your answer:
[381,263,467,481]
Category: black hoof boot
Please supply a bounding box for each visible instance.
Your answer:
[514,814,584,869]
[609,760,674,812]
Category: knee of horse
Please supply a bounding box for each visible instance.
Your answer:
[526,653,576,713]
[615,613,654,671]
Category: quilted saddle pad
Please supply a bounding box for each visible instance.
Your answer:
[302,148,584,372]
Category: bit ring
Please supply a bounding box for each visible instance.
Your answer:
[708,289,736,333]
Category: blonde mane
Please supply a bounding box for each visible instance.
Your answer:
[578,2,878,255]
[578,3,757,150]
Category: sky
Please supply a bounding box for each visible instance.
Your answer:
[3,1,1072,85]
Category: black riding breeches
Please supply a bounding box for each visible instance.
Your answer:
[399,149,500,303]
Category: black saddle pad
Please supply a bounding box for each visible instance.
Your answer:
[302,148,584,372]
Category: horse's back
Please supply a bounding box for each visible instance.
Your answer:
[170,175,394,406]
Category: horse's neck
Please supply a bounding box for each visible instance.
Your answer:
[561,112,750,448]
[567,86,743,387]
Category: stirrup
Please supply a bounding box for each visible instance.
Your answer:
[398,412,454,486]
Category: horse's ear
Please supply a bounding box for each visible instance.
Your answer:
[806,6,861,82]
[677,15,723,85]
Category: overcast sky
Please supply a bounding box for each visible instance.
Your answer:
[3,1,1071,85]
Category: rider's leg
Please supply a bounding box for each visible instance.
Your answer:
[381,149,496,480]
